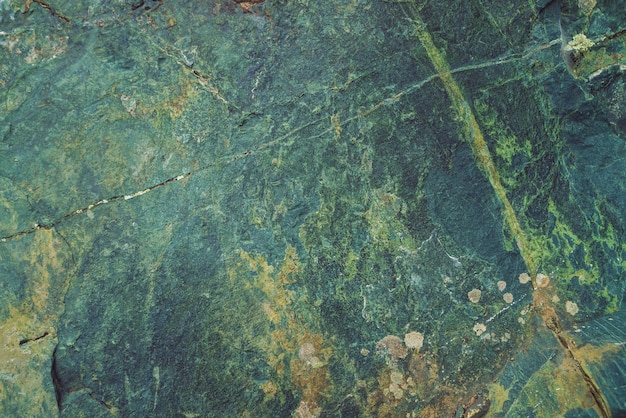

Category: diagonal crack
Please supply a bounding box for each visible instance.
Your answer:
[0,117,322,242]
[403,4,612,416]
[0,31,561,245]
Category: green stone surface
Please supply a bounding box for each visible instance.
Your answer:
[1,0,625,416]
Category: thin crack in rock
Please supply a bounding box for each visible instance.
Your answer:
[0,46,553,243]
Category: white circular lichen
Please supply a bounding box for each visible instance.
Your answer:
[468,288,482,303]
[519,272,531,284]
[473,323,486,336]
[298,342,315,361]
[566,301,579,316]
[404,331,424,351]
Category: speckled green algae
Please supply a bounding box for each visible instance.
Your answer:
[1,0,626,416]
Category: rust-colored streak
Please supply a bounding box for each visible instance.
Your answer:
[233,0,266,12]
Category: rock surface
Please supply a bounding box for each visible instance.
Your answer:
[1,0,625,416]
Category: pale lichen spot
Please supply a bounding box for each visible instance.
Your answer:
[298,342,324,368]
[473,323,486,336]
[519,272,531,284]
[497,280,507,292]
[503,293,513,304]
[404,331,424,352]
[536,273,550,288]
[385,371,405,400]
[468,288,482,303]
[566,301,579,316]
[376,335,408,362]
[566,33,595,52]
[298,342,316,361]
[390,371,403,385]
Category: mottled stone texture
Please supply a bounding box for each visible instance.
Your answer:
[1,0,625,416]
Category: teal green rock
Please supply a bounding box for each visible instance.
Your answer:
[1,0,625,416]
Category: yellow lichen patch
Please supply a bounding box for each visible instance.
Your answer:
[364,189,409,245]
[260,380,278,401]
[230,246,332,411]
[0,305,57,411]
[26,230,64,314]
[277,245,299,285]
[261,301,280,324]
[331,114,342,137]
[365,349,446,417]
[236,250,287,314]
[485,382,510,417]
[288,333,333,415]
[0,229,66,415]
[407,352,440,401]
[571,341,620,370]
[366,368,407,417]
